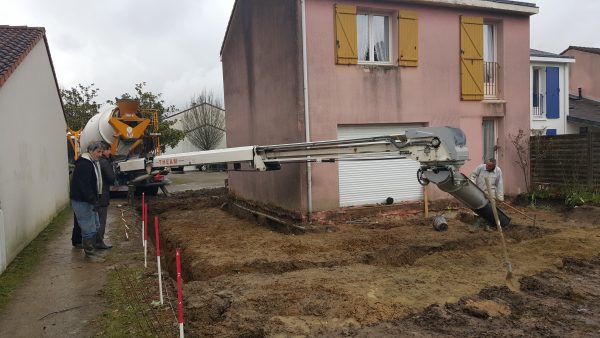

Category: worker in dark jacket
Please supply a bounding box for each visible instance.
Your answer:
[70,141,104,260]
[95,142,115,249]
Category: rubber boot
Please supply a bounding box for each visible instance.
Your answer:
[83,238,105,262]
[95,240,112,250]
[83,238,95,256]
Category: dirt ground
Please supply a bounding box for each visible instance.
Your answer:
[146,186,600,337]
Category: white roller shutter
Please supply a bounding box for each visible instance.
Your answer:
[338,125,424,207]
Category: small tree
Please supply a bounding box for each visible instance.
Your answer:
[180,91,225,151]
[61,83,101,131]
[509,129,531,193]
[510,128,551,194]
[108,82,184,152]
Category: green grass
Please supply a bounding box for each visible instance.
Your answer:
[101,267,148,337]
[0,206,71,311]
[565,190,600,207]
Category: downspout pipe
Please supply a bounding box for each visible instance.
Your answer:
[301,0,313,216]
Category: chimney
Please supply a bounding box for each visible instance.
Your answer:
[578,87,582,100]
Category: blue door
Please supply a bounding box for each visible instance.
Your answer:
[546,67,560,119]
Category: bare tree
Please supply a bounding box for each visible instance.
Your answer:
[509,129,531,193]
[180,91,225,151]
[509,128,550,194]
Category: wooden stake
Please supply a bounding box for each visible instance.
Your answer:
[485,177,519,291]
[423,187,429,218]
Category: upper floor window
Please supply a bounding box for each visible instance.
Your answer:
[460,16,500,101]
[531,66,560,119]
[532,67,545,118]
[483,23,498,98]
[357,13,391,64]
[335,5,418,67]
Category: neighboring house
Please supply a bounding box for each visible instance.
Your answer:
[561,46,600,133]
[562,46,600,102]
[567,94,600,133]
[529,49,575,135]
[0,26,69,274]
[164,103,227,170]
[221,0,537,213]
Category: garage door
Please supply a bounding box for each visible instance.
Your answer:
[338,125,424,207]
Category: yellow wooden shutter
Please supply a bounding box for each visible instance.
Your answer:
[398,10,418,67]
[335,4,357,65]
[460,16,484,101]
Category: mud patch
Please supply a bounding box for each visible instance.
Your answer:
[566,205,600,225]
[318,255,600,337]
[503,225,559,242]
[146,189,600,337]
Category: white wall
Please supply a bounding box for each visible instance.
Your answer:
[164,113,227,170]
[0,39,69,273]
[530,60,573,135]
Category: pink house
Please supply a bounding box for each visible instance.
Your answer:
[221,0,538,214]
[562,46,600,102]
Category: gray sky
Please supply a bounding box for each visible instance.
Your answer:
[0,0,235,111]
[1,0,598,111]
[530,0,600,54]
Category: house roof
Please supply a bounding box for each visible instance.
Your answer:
[561,46,600,56]
[567,96,600,128]
[530,49,574,59]
[220,0,538,56]
[166,102,225,119]
[0,25,66,122]
[0,25,46,88]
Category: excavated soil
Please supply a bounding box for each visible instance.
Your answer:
[147,189,600,337]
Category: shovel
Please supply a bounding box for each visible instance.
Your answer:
[485,177,520,291]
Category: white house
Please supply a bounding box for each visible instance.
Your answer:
[164,103,227,170]
[0,26,69,274]
[530,49,576,135]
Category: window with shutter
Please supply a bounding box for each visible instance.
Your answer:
[545,67,560,119]
[357,12,391,64]
[335,4,358,65]
[460,16,484,101]
[398,10,418,67]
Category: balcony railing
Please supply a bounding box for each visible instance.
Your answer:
[532,93,544,117]
[484,61,499,98]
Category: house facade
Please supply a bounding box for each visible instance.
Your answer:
[562,46,600,102]
[529,49,575,135]
[561,46,600,133]
[0,26,69,274]
[221,0,537,213]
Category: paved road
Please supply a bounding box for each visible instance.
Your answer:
[164,171,227,193]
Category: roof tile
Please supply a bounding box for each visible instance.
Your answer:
[561,46,600,56]
[0,25,45,87]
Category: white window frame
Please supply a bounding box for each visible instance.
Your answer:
[531,66,547,120]
[483,22,498,99]
[357,12,393,65]
[483,23,497,63]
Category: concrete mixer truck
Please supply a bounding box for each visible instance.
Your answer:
[69,99,167,195]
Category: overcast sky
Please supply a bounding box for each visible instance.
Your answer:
[1,0,235,111]
[1,0,598,112]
